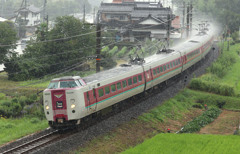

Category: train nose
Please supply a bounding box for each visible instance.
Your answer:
[51,90,68,122]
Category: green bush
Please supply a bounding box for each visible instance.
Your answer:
[19,96,28,107]
[116,46,128,58]
[207,52,237,78]
[109,46,118,56]
[192,103,203,109]
[0,93,6,100]
[23,104,45,119]
[189,78,235,96]
[129,47,137,55]
[101,46,109,54]
[179,107,221,133]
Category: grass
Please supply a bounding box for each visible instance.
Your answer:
[182,89,240,111]
[0,70,96,96]
[139,92,194,122]
[202,42,240,94]
[122,133,240,154]
[0,117,48,146]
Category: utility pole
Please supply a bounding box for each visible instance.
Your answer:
[83,4,86,23]
[189,2,193,36]
[93,8,95,24]
[1,0,4,17]
[45,15,49,32]
[24,0,27,22]
[186,3,190,38]
[43,0,47,22]
[96,13,101,73]
[182,1,185,38]
[167,12,171,47]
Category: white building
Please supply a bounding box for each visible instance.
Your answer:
[11,5,42,34]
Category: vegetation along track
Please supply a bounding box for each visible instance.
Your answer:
[0,44,219,154]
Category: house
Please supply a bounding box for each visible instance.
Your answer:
[98,0,176,42]
[11,4,42,36]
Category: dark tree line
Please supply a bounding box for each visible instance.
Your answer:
[4,16,96,81]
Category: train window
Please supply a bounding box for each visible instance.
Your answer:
[128,78,133,86]
[173,61,175,67]
[60,81,78,88]
[163,65,166,71]
[178,59,181,64]
[157,67,160,73]
[133,76,137,84]
[111,84,116,92]
[105,86,110,95]
[138,75,142,82]
[160,66,163,72]
[122,80,127,88]
[79,79,85,86]
[153,69,156,75]
[48,82,59,89]
[170,62,173,68]
[117,82,121,90]
[87,92,90,102]
[167,64,170,70]
[175,60,178,65]
[98,88,104,97]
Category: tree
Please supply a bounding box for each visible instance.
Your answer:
[4,16,96,81]
[0,21,17,64]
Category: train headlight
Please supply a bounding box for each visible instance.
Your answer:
[46,105,50,110]
[71,104,76,109]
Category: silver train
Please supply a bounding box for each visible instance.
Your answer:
[43,24,216,128]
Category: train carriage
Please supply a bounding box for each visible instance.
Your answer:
[43,24,216,129]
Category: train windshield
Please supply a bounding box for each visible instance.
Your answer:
[48,80,80,89]
[48,82,59,89]
[60,81,78,88]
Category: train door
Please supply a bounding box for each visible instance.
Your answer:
[86,88,97,113]
[144,68,153,89]
[184,55,187,64]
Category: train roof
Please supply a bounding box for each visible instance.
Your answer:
[83,65,142,84]
[51,76,81,81]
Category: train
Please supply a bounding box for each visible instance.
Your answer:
[43,24,216,129]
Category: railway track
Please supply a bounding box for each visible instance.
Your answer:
[2,130,60,154]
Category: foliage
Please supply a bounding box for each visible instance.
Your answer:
[101,46,109,55]
[0,117,48,145]
[139,92,193,122]
[0,93,6,100]
[123,133,240,154]
[4,16,96,81]
[185,0,240,33]
[182,89,240,111]
[128,47,137,56]
[116,46,128,58]
[0,21,17,64]
[109,46,118,56]
[179,107,221,133]
[100,50,117,70]
[207,51,237,78]
[189,78,235,96]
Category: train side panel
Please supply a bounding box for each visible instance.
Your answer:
[83,66,145,114]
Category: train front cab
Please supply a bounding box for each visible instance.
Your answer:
[43,76,86,129]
